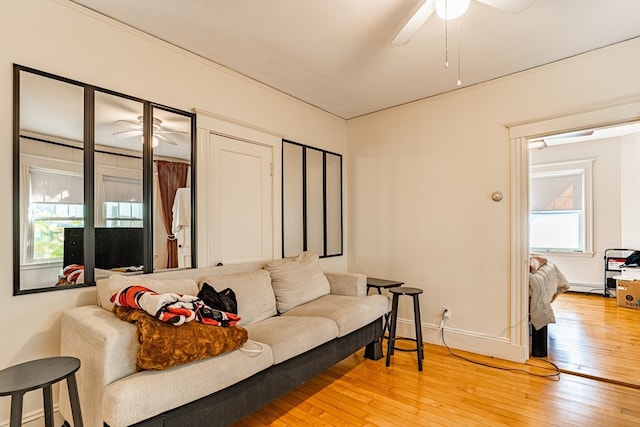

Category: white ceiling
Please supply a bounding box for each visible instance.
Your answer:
[71,0,640,120]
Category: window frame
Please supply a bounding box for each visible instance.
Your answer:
[529,159,594,255]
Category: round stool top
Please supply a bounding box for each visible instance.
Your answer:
[0,357,80,396]
[389,286,423,295]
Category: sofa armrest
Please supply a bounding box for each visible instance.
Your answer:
[59,305,138,427]
[324,271,367,296]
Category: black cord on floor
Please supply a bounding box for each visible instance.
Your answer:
[440,320,561,380]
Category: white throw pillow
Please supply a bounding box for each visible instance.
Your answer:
[199,270,277,326]
[97,274,199,311]
[264,251,330,313]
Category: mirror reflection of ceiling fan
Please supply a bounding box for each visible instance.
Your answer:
[392,0,534,45]
[113,116,187,146]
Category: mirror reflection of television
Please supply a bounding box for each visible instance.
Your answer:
[63,227,144,270]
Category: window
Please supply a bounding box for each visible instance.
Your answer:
[28,168,84,263]
[529,159,593,253]
[103,176,143,227]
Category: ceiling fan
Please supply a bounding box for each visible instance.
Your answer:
[391,0,533,45]
[528,130,595,150]
[113,116,186,146]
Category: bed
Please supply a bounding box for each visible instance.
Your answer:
[529,255,570,357]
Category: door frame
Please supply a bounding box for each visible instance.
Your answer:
[195,109,285,267]
[507,95,640,360]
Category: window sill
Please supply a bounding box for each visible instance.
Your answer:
[530,251,594,258]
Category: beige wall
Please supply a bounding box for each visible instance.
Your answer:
[0,0,346,422]
[346,38,640,359]
[621,133,640,249]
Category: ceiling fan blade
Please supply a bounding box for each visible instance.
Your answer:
[391,0,435,46]
[114,119,141,129]
[544,130,594,141]
[476,0,533,14]
[157,130,189,136]
[156,133,178,145]
[113,129,143,139]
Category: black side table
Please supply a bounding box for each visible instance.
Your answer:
[366,277,404,295]
[365,277,404,360]
[0,356,83,427]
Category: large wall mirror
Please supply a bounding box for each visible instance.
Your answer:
[282,140,343,258]
[13,65,196,295]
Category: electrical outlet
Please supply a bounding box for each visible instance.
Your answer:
[443,306,451,319]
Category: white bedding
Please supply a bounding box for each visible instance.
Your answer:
[529,262,570,330]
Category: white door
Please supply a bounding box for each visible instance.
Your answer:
[210,134,274,264]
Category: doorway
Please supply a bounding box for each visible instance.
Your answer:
[527,121,640,386]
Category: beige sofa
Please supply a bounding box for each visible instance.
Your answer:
[59,253,387,427]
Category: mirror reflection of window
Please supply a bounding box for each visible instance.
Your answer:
[29,169,84,263]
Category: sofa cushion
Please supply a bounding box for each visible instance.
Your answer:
[199,270,277,326]
[243,316,339,364]
[97,274,199,312]
[282,294,388,337]
[264,251,330,313]
[101,343,274,427]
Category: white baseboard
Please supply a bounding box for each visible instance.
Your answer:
[568,282,605,294]
[392,318,528,364]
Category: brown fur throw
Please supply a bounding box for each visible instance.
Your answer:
[113,306,248,371]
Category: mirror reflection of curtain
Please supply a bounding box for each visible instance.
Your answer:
[157,160,189,268]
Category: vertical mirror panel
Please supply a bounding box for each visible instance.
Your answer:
[93,91,145,280]
[152,107,193,271]
[282,143,304,257]
[325,153,342,256]
[18,71,85,290]
[306,148,324,255]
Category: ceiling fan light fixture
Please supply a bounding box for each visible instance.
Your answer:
[435,0,470,20]
[139,135,159,148]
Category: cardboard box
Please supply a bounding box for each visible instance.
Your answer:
[616,279,640,310]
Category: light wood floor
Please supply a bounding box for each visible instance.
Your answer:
[234,340,640,426]
[546,292,640,388]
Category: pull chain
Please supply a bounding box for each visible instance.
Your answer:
[444,0,449,68]
[457,17,462,86]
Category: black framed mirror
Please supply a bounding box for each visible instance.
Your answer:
[13,65,196,295]
[282,139,343,258]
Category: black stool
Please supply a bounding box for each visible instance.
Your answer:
[385,287,424,371]
[0,356,83,427]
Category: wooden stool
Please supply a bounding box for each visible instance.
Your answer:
[385,287,424,371]
[0,356,83,427]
